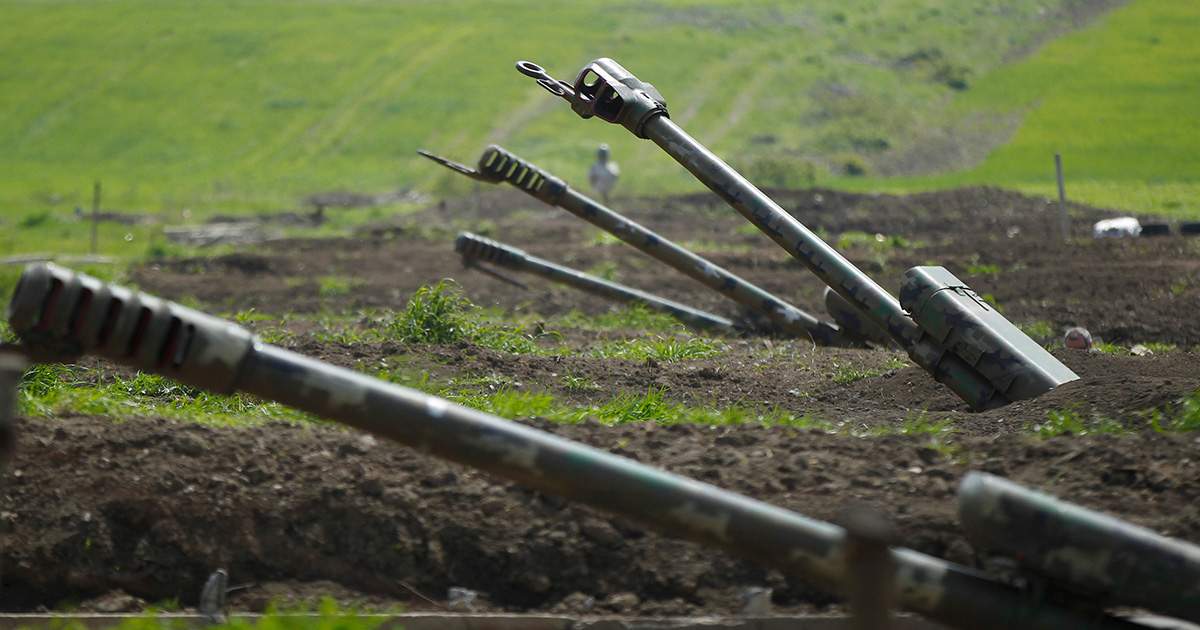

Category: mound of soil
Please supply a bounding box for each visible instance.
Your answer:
[4,186,1199,619]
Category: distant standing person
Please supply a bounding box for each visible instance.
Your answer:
[588,143,620,204]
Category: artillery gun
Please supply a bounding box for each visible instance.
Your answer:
[958,472,1200,624]
[420,145,871,347]
[515,58,1078,411]
[2,262,1190,630]
[454,231,743,336]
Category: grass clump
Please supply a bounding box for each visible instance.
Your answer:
[18,364,316,425]
[589,332,727,363]
[553,306,681,333]
[1031,404,1137,437]
[382,280,543,354]
[1147,391,1200,433]
[385,280,472,344]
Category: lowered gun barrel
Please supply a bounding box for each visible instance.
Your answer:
[5,263,1147,630]
[517,58,1079,411]
[455,231,742,335]
[421,146,867,347]
[959,472,1200,623]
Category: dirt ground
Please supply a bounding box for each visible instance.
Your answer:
[3,185,1200,619]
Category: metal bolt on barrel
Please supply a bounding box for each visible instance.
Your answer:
[3,263,1150,630]
[420,146,868,347]
[515,58,1079,411]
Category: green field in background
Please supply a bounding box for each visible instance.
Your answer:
[841,0,1200,218]
[0,0,1195,229]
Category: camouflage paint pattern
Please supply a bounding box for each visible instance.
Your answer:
[420,146,865,347]
[518,58,1080,411]
[900,267,1078,401]
[454,231,742,335]
[959,471,1200,623]
[4,263,1150,630]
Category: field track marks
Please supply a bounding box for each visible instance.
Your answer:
[702,63,780,149]
[627,42,774,176]
[243,26,469,169]
[10,29,173,149]
[314,26,477,161]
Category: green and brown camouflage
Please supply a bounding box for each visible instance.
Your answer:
[420,146,870,347]
[516,58,1079,411]
[454,231,743,336]
[959,472,1200,623]
[3,263,1153,630]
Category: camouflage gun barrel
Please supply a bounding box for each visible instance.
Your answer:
[420,146,866,347]
[454,231,742,335]
[5,263,1146,630]
[959,471,1200,623]
[516,58,1079,411]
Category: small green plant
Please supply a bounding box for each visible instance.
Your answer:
[1032,404,1135,437]
[559,372,601,391]
[835,231,922,251]
[1170,276,1190,296]
[554,306,680,332]
[589,232,622,246]
[881,355,910,371]
[1148,391,1200,432]
[386,281,472,344]
[589,332,726,363]
[966,264,1002,275]
[828,360,878,384]
[585,260,620,281]
[317,275,365,298]
[1018,320,1056,340]
[234,308,272,326]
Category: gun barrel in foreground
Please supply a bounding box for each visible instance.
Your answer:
[455,231,742,335]
[5,263,1149,630]
[421,146,868,347]
[517,58,1079,411]
[959,472,1200,623]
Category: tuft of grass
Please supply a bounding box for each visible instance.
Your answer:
[386,281,471,344]
[552,306,682,332]
[589,332,727,363]
[317,275,366,298]
[1148,391,1200,432]
[559,371,601,391]
[1031,404,1136,437]
[584,261,620,282]
[18,364,317,426]
[828,360,879,384]
[836,231,923,251]
[966,264,1002,275]
[1018,320,1056,340]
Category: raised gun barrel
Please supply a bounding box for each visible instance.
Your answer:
[517,58,1079,411]
[958,471,1200,623]
[455,231,743,336]
[6,263,1146,630]
[421,146,869,347]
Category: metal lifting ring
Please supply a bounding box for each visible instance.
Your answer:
[515,61,573,99]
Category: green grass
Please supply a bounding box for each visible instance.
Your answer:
[587,332,727,363]
[18,364,318,426]
[0,0,1160,233]
[841,0,1200,218]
